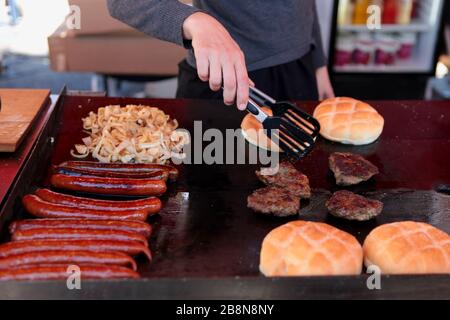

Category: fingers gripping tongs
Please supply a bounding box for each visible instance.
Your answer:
[246,87,321,160]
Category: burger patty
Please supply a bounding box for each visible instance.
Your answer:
[329,152,379,186]
[247,186,300,217]
[256,161,311,198]
[326,190,383,221]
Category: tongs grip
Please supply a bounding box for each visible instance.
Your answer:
[221,86,269,124]
[246,98,268,124]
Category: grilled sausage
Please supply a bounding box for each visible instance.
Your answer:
[0,250,137,271]
[35,189,161,214]
[0,264,139,281]
[0,240,152,260]
[55,167,170,181]
[10,219,152,238]
[22,195,148,221]
[51,174,167,196]
[11,228,148,246]
[57,161,179,181]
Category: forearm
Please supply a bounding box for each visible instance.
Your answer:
[107,0,200,46]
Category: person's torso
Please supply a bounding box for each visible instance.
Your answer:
[188,0,317,71]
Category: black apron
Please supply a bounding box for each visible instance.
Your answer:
[176,51,319,102]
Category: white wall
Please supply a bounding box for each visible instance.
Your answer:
[2,0,70,55]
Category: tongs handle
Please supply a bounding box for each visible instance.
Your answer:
[249,87,276,107]
[246,98,269,124]
[221,86,269,124]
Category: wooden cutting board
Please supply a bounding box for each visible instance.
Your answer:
[0,89,50,152]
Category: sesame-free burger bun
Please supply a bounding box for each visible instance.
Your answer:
[260,221,363,276]
[241,107,281,152]
[313,97,384,145]
[363,221,450,274]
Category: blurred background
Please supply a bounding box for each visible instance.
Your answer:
[0,0,449,99]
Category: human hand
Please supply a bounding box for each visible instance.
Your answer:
[183,12,250,110]
[315,66,335,100]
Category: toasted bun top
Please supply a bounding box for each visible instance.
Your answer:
[260,221,363,276]
[313,97,384,146]
[241,107,281,152]
[363,221,450,274]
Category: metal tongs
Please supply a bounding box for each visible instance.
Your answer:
[246,87,320,160]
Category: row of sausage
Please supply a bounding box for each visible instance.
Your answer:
[0,161,179,281]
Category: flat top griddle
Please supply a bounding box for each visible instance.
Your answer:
[0,95,449,299]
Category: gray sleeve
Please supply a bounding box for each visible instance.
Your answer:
[107,0,201,47]
[310,2,327,70]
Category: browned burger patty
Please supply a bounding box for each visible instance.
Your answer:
[326,190,383,221]
[256,161,311,198]
[247,187,300,217]
[329,152,379,186]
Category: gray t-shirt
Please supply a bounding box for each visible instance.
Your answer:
[107,0,327,72]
